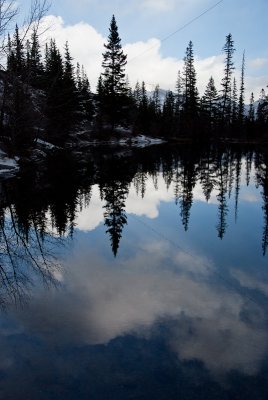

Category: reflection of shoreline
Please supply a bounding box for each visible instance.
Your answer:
[1,144,268,261]
[0,145,268,399]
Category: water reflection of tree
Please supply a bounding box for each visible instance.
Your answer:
[99,158,131,257]
[0,205,62,307]
[1,143,267,280]
[0,151,94,306]
[255,150,268,255]
[102,181,128,256]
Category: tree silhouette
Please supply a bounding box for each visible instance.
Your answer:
[221,33,235,125]
[101,15,128,130]
[102,181,128,256]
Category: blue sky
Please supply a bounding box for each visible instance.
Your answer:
[18,0,268,98]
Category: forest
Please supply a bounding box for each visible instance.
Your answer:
[0,2,268,157]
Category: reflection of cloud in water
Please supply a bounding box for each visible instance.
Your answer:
[239,192,260,203]
[169,302,267,375]
[126,176,174,218]
[13,239,268,376]
[74,164,261,233]
[75,185,105,231]
[232,269,268,296]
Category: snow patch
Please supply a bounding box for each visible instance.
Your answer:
[0,150,19,178]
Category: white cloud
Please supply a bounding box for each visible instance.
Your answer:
[13,238,268,376]
[38,15,268,101]
[232,269,268,296]
[40,15,104,88]
[75,185,105,231]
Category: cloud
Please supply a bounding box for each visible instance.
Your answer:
[38,15,268,99]
[73,161,260,233]
[40,15,104,88]
[75,185,105,231]
[232,269,268,296]
[11,235,268,376]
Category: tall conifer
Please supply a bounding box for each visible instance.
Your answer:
[101,15,128,129]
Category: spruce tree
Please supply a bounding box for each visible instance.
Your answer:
[248,92,255,122]
[101,15,128,130]
[28,28,44,87]
[152,84,161,117]
[183,41,198,115]
[238,51,245,122]
[8,24,25,78]
[44,39,66,143]
[62,41,78,124]
[175,70,184,115]
[232,77,238,123]
[79,65,94,123]
[162,90,175,136]
[133,81,142,108]
[202,76,218,124]
[221,33,235,124]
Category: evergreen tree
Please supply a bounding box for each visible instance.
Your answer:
[257,88,268,126]
[62,41,79,125]
[101,15,128,129]
[133,81,142,108]
[79,65,94,123]
[248,92,255,122]
[238,51,245,122]
[8,24,25,78]
[221,33,235,124]
[162,90,175,136]
[135,81,150,133]
[76,62,82,91]
[44,39,66,143]
[202,76,218,126]
[232,77,238,123]
[152,84,162,116]
[28,28,44,87]
[183,41,198,115]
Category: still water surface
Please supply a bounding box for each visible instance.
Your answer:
[0,144,268,399]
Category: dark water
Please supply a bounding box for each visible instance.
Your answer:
[0,144,268,399]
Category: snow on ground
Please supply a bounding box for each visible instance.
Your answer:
[36,139,57,150]
[0,150,19,178]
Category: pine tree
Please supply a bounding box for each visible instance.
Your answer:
[152,84,161,116]
[133,81,142,108]
[44,39,66,143]
[175,69,184,115]
[202,76,218,124]
[101,15,128,130]
[76,62,82,91]
[28,28,44,87]
[183,41,198,115]
[238,51,245,122]
[62,41,78,124]
[162,90,175,136]
[232,77,238,123]
[79,65,94,122]
[248,92,255,122]
[135,81,151,133]
[221,33,235,124]
[8,24,25,78]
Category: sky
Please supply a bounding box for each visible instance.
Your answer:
[18,0,268,99]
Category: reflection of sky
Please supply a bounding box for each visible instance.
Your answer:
[75,160,261,230]
[1,160,268,398]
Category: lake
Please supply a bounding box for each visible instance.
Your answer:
[0,143,268,399]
